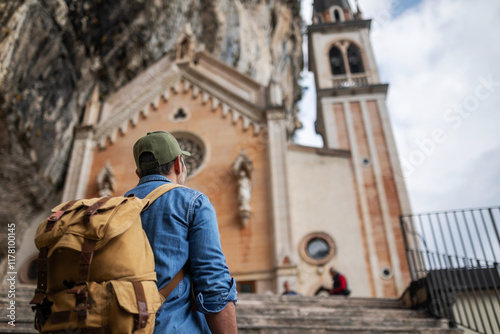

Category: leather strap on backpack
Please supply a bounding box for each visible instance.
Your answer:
[132,281,149,330]
[45,200,78,232]
[77,238,97,284]
[30,247,49,305]
[83,197,111,225]
[67,238,97,322]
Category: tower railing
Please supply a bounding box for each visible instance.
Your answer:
[400,207,500,334]
[331,73,369,88]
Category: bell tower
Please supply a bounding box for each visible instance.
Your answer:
[308,0,412,297]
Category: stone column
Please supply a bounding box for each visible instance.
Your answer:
[265,108,296,292]
[61,125,95,201]
[62,85,100,201]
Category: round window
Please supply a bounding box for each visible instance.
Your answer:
[306,238,330,260]
[381,266,393,280]
[173,132,207,178]
[299,232,336,266]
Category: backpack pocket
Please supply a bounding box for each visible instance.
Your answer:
[37,281,108,332]
[35,281,163,334]
[109,280,163,334]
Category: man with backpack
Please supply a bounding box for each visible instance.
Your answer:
[126,131,237,333]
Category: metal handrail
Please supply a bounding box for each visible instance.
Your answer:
[400,207,500,334]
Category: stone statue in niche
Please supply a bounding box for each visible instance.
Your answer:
[176,23,194,61]
[97,162,116,197]
[233,151,253,228]
[238,170,252,212]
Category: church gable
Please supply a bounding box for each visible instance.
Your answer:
[91,51,267,150]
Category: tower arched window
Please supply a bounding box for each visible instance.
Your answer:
[329,6,345,23]
[334,9,341,22]
[329,46,346,75]
[347,44,365,74]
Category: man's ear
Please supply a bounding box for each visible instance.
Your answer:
[135,169,141,179]
[173,156,182,175]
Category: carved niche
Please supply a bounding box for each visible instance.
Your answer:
[97,161,116,197]
[232,151,253,228]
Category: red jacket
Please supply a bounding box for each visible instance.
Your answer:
[330,273,347,295]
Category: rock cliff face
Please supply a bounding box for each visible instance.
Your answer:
[0,0,303,264]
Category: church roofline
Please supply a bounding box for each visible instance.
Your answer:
[313,0,351,12]
[308,19,371,33]
[194,51,263,91]
[288,144,351,158]
[182,65,267,127]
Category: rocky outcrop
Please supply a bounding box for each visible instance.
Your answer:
[0,0,303,266]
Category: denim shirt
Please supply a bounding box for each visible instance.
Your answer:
[125,175,237,333]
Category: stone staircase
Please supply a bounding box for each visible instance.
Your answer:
[235,293,463,334]
[0,284,36,333]
[0,285,463,333]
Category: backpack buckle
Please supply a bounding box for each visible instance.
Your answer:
[30,289,47,305]
[67,284,90,322]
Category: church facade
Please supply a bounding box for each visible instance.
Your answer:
[19,0,412,298]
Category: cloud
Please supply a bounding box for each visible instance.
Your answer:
[372,0,500,211]
[297,0,500,212]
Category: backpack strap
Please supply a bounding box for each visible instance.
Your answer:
[132,281,149,330]
[143,183,187,300]
[143,183,181,203]
[83,197,111,224]
[68,198,111,322]
[30,247,49,305]
[158,267,186,299]
[45,200,78,232]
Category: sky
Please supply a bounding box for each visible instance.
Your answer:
[295,0,500,213]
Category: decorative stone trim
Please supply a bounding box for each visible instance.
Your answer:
[95,68,182,148]
[169,106,191,123]
[94,73,265,150]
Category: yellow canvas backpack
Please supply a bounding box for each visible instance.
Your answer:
[30,184,183,334]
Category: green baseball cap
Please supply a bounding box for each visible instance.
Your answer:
[133,131,191,172]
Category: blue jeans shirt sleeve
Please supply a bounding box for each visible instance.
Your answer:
[188,194,237,313]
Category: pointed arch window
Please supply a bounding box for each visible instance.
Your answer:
[347,44,365,74]
[329,46,346,75]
